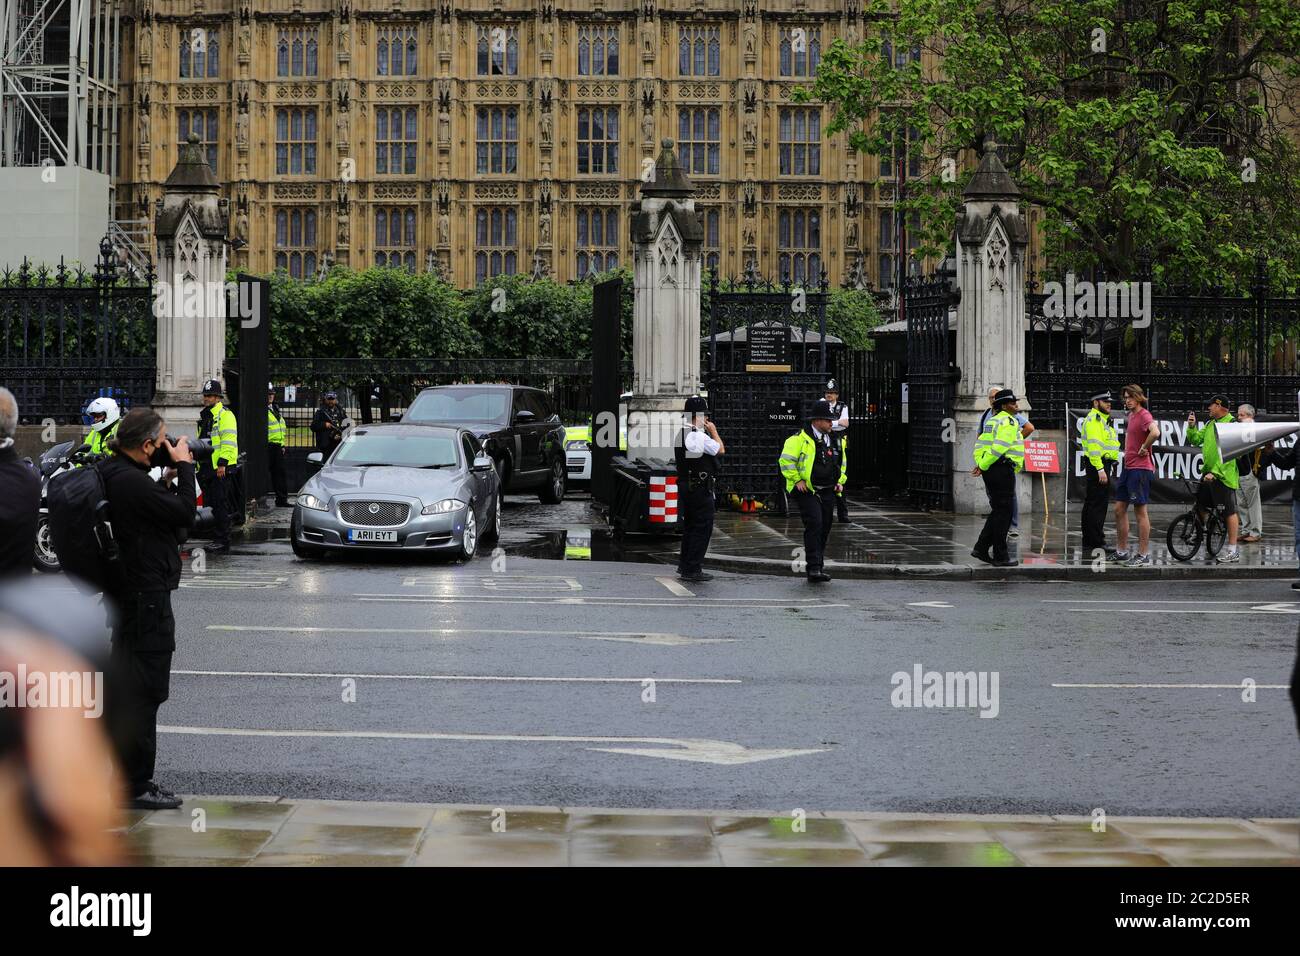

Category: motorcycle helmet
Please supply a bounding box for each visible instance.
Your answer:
[86,396,121,433]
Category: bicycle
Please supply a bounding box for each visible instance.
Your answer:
[1165,474,1228,561]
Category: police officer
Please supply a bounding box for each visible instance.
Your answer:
[1080,389,1120,556]
[674,396,724,583]
[970,388,1024,567]
[84,396,121,457]
[197,379,238,552]
[779,399,847,583]
[266,385,289,508]
[311,390,346,458]
[824,379,851,522]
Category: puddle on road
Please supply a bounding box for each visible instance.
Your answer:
[504,528,672,564]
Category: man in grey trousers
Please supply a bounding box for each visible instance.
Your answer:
[1236,403,1264,543]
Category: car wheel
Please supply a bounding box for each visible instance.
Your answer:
[290,511,322,560]
[482,488,502,544]
[33,516,61,573]
[538,458,566,504]
[459,506,478,561]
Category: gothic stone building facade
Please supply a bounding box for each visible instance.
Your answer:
[121,0,934,288]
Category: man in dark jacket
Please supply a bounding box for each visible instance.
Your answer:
[99,408,195,810]
[310,390,346,457]
[0,388,40,579]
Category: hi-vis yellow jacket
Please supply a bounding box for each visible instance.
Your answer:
[267,406,287,446]
[973,410,1025,472]
[207,401,239,468]
[1081,407,1120,470]
[778,428,848,492]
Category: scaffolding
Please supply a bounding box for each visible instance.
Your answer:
[0,0,120,173]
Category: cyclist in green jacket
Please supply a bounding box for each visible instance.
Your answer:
[1186,394,1240,564]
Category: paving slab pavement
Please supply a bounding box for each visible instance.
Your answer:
[123,798,1300,867]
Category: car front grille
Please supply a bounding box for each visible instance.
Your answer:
[339,500,410,526]
[567,456,586,469]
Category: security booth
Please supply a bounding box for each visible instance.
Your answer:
[703,269,831,514]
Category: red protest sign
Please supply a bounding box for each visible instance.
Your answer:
[1024,440,1060,474]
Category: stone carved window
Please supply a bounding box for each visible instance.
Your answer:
[375,107,417,175]
[177,108,218,173]
[377,25,418,77]
[882,39,923,69]
[576,208,619,278]
[779,27,821,78]
[477,25,519,76]
[677,108,720,176]
[277,27,319,77]
[578,24,619,76]
[275,208,319,279]
[375,206,417,272]
[275,108,318,175]
[778,208,822,284]
[678,25,720,77]
[179,28,219,79]
[476,107,518,175]
[700,208,721,272]
[577,107,619,175]
[656,222,682,274]
[880,126,922,179]
[475,207,518,283]
[779,108,821,176]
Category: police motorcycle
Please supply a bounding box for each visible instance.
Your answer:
[31,439,214,573]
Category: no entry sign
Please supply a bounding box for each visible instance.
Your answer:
[1024,440,1060,474]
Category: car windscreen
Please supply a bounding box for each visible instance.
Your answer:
[407,388,511,424]
[332,432,460,468]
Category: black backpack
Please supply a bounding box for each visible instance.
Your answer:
[47,462,121,593]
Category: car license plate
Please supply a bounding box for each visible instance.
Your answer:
[348,529,397,543]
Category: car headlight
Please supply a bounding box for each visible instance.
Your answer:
[298,493,329,512]
[565,439,589,451]
[421,498,466,515]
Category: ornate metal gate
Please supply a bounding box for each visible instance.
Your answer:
[705,269,829,505]
[0,236,156,423]
[904,273,958,510]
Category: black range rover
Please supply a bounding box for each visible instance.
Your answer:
[401,384,567,503]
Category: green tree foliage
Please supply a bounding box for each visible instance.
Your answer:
[802,0,1300,287]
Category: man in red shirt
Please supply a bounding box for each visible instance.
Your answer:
[1113,384,1159,566]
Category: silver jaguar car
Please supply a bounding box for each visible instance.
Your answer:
[290,423,502,561]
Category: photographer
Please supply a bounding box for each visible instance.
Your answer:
[100,408,196,810]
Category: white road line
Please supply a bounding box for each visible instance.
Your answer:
[173,669,738,684]
[1054,682,1289,689]
[206,625,737,646]
[656,576,694,597]
[1043,599,1290,605]
[402,575,582,591]
[1064,607,1300,615]
[354,596,849,609]
[157,725,828,765]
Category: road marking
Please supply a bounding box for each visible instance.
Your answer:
[180,571,291,590]
[158,725,829,765]
[907,601,954,608]
[206,625,737,646]
[1043,599,1289,605]
[1053,682,1289,689]
[1064,606,1300,615]
[656,576,694,597]
[402,575,582,591]
[352,594,848,609]
[173,669,739,684]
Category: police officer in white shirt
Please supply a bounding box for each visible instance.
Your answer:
[825,379,850,522]
[674,396,725,582]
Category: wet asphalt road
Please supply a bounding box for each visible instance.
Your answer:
[31,496,1300,816]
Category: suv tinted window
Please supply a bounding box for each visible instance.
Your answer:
[522,389,551,419]
[461,433,478,463]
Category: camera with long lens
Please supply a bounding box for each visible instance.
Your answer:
[150,435,214,468]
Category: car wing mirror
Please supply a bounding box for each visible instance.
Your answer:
[514,409,536,423]
[472,454,494,472]
[307,452,323,464]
